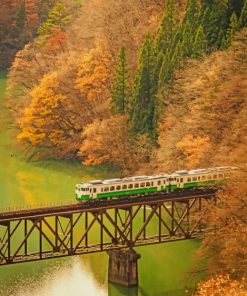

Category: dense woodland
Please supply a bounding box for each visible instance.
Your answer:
[2,0,247,293]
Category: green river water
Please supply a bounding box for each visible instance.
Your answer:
[0,72,203,296]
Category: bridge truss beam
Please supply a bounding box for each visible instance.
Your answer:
[0,191,215,266]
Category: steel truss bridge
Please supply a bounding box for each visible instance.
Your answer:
[0,189,216,266]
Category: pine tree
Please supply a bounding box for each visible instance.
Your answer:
[159,50,173,85]
[226,12,238,46]
[131,35,157,140]
[38,2,71,35]
[192,25,207,57]
[200,0,231,49]
[155,0,179,53]
[181,0,200,57]
[183,0,200,31]
[111,47,130,114]
[239,0,247,28]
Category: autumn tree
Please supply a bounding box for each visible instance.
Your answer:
[78,115,154,173]
[194,274,247,295]
[111,47,130,114]
[75,39,113,118]
[17,72,67,154]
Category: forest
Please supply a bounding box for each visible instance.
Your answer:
[2,0,247,294]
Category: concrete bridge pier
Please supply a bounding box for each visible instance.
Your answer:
[107,249,141,286]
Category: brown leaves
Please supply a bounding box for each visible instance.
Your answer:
[194,274,247,296]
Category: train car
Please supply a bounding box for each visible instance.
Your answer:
[75,166,233,201]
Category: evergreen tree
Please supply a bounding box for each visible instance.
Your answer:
[131,35,157,140]
[192,25,207,57]
[239,0,247,28]
[15,4,26,34]
[226,12,239,46]
[200,0,231,49]
[155,0,179,53]
[38,2,71,35]
[111,47,130,114]
[181,0,200,57]
[183,0,200,31]
[159,50,173,85]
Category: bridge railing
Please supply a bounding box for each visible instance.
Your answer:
[0,199,77,213]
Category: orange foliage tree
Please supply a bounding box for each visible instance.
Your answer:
[46,27,67,52]
[17,72,66,152]
[75,39,113,117]
[78,115,154,173]
[194,274,247,295]
[176,134,212,169]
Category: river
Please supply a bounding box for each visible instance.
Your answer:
[0,72,203,296]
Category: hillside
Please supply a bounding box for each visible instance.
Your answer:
[152,28,247,173]
[0,0,54,69]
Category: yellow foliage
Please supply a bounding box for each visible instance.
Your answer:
[194,274,247,296]
[176,134,211,168]
[17,72,66,147]
[75,39,113,103]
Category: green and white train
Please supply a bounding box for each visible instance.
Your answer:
[75,166,233,201]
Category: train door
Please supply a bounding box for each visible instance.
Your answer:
[177,176,185,189]
[157,179,162,191]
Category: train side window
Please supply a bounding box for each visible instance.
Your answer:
[104,187,109,192]
[213,174,217,179]
[110,186,115,191]
[122,184,127,190]
[129,184,133,189]
[140,183,145,187]
[192,177,197,181]
[157,181,161,185]
[101,188,103,192]
[219,174,223,178]
[146,182,150,187]
[188,178,191,182]
[180,178,183,182]
[93,188,96,193]
[151,182,154,186]
[202,176,206,180]
[208,175,212,180]
[163,180,166,184]
[198,176,200,181]
[116,185,121,190]
[134,183,139,188]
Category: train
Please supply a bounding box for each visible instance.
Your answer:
[75,166,234,201]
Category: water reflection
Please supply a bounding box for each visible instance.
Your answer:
[3,259,107,296]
